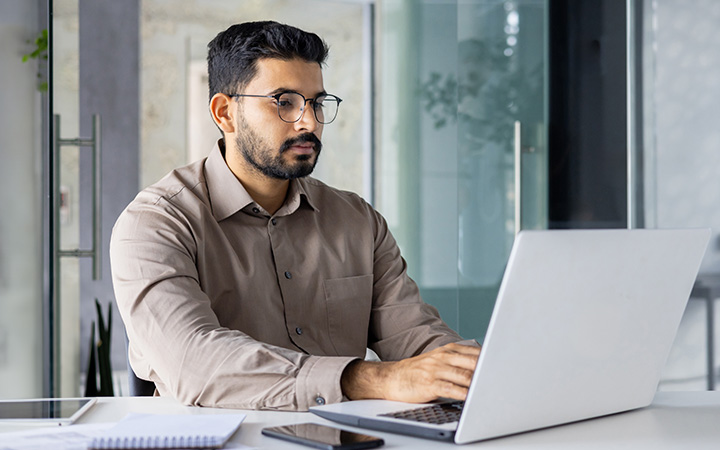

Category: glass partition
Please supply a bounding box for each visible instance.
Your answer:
[456,0,548,338]
[376,0,548,340]
[0,0,45,399]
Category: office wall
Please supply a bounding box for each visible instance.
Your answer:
[0,0,44,398]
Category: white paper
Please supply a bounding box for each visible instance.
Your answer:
[0,423,112,450]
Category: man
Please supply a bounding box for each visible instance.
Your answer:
[110,21,480,411]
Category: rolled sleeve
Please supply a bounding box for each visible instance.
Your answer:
[295,356,359,410]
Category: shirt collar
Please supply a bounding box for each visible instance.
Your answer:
[205,140,254,221]
[205,140,318,221]
[279,177,319,216]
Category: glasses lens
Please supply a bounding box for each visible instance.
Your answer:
[276,92,304,123]
[275,93,340,124]
[313,95,340,124]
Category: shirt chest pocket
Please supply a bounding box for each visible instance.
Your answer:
[323,275,373,357]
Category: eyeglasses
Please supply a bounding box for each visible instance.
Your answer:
[229,91,342,124]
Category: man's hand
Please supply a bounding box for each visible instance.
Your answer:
[341,343,481,403]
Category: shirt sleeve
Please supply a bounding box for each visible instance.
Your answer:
[110,197,357,411]
[366,206,471,360]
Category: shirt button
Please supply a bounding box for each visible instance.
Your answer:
[252,207,260,214]
[315,396,326,406]
[271,218,277,226]
[284,271,292,279]
[295,327,303,335]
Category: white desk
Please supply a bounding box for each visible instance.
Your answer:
[2,391,720,449]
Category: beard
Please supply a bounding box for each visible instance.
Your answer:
[234,115,322,180]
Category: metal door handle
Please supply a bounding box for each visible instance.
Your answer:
[514,120,522,236]
[52,114,102,280]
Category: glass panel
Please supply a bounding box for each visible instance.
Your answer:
[640,0,720,391]
[377,0,461,330]
[456,0,548,340]
[0,1,45,398]
[376,0,548,340]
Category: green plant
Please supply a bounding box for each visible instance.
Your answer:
[417,38,543,152]
[84,299,114,397]
[22,29,48,92]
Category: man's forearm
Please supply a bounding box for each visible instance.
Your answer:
[341,359,393,400]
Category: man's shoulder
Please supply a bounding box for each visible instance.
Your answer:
[298,178,387,235]
[138,159,208,206]
[117,158,210,229]
[300,177,369,209]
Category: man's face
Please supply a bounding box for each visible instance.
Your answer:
[233,58,325,180]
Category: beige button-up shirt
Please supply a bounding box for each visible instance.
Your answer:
[110,141,463,410]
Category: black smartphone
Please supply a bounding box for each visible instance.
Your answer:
[262,422,384,450]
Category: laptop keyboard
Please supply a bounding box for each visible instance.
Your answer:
[379,401,465,425]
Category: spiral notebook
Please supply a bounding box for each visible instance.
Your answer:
[88,412,245,449]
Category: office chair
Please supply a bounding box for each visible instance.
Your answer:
[124,330,156,396]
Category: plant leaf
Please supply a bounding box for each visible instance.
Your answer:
[84,322,98,397]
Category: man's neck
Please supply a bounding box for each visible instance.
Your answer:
[223,143,289,215]
[237,173,289,216]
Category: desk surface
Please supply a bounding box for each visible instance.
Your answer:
[2,391,719,449]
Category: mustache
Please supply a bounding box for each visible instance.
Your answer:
[279,133,322,154]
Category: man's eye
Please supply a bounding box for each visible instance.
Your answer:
[277,100,293,107]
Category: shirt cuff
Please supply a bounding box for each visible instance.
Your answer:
[296,355,359,411]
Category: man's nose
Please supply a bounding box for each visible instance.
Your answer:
[294,101,319,132]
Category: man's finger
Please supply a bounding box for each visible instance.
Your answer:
[430,345,481,371]
[433,365,475,389]
[443,342,482,356]
[435,380,469,401]
[440,351,480,369]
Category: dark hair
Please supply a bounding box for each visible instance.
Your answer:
[207,21,329,101]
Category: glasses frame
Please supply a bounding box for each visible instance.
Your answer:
[229,92,343,124]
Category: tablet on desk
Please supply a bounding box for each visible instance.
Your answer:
[0,398,96,426]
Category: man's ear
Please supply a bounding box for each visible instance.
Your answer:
[209,93,236,134]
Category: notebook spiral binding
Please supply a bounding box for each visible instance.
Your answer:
[90,434,220,449]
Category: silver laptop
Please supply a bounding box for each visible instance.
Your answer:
[311,229,710,444]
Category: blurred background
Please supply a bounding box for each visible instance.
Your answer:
[1,0,719,398]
